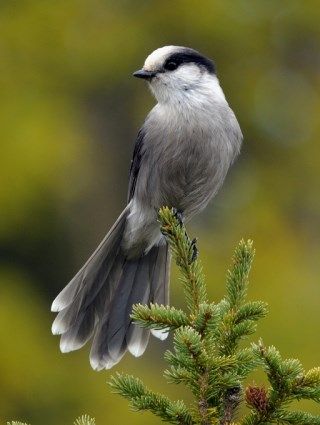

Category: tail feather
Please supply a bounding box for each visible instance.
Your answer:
[125,254,153,358]
[51,207,129,314]
[59,303,96,352]
[150,244,171,340]
[58,251,126,355]
[105,260,141,360]
[90,253,152,370]
[89,253,128,370]
[151,243,170,305]
[52,207,171,370]
[125,245,162,357]
[51,208,128,338]
[51,207,127,353]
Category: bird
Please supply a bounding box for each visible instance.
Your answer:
[51,45,243,370]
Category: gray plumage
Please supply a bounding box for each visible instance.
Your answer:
[51,45,242,370]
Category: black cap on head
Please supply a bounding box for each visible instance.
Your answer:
[163,48,215,74]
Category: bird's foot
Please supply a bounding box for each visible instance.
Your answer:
[172,208,184,226]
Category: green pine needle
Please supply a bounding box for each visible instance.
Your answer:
[131,303,189,330]
[226,239,254,309]
[109,372,194,424]
[234,301,268,324]
[74,415,96,425]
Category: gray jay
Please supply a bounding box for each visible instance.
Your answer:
[51,46,243,370]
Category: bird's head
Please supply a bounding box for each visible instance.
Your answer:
[133,46,223,105]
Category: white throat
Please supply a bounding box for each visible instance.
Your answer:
[149,72,227,110]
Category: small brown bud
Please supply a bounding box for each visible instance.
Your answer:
[245,385,268,414]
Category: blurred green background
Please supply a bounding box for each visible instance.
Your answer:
[1,0,319,423]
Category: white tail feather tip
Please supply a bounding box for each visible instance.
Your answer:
[60,339,73,353]
[51,298,64,312]
[128,342,146,357]
[51,320,63,335]
[151,328,169,341]
[90,357,104,371]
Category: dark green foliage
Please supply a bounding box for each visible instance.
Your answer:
[110,207,320,425]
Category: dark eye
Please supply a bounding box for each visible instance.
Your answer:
[165,61,178,71]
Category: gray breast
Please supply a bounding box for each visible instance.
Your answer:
[135,102,241,219]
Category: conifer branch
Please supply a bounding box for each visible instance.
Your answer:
[159,207,207,314]
[109,373,193,424]
[109,207,320,425]
[241,341,320,424]
[131,303,189,330]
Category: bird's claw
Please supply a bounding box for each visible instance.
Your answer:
[172,208,184,226]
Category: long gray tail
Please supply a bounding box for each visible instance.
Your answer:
[51,206,170,370]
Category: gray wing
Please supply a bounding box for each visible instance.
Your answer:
[127,128,145,202]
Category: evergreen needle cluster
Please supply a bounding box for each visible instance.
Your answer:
[110,207,320,425]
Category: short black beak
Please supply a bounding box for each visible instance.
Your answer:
[133,69,156,80]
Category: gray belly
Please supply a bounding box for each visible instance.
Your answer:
[151,136,228,218]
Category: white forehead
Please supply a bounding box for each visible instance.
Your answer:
[143,45,182,71]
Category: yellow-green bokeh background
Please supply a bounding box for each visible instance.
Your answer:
[1,1,319,423]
